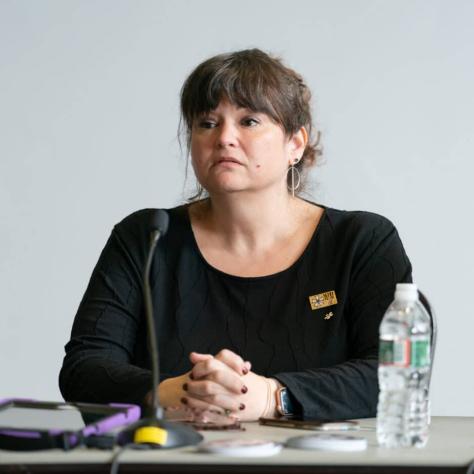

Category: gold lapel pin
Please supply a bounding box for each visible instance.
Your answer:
[309,290,338,311]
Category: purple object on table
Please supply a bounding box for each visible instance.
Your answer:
[0,398,140,451]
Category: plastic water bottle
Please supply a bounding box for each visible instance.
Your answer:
[376,283,431,448]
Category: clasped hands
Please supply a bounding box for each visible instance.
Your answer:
[157,349,278,421]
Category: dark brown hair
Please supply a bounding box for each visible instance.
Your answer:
[179,48,321,194]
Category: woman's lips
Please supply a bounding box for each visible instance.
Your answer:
[215,157,243,166]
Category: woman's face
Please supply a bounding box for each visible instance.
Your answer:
[190,99,304,196]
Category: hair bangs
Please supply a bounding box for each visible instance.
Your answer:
[190,65,282,126]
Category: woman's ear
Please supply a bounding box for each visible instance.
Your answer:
[288,126,308,164]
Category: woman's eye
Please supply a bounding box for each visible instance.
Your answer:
[242,117,259,127]
[198,120,217,129]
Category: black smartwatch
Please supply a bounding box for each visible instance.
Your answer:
[276,387,296,418]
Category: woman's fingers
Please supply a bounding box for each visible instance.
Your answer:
[190,349,251,377]
[191,356,241,383]
[180,395,224,415]
[186,372,247,397]
[214,349,249,376]
[189,352,213,365]
[181,392,246,414]
[187,350,252,406]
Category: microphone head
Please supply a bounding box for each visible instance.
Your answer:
[150,209,169,235]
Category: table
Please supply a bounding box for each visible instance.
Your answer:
[1,417,473,473]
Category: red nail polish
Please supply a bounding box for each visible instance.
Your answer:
[242,367,248,375]
[181,397,188,405]
[241,385,248,394]
[239,403,245,410]
[183,383,188,391]
[189,373,194,380]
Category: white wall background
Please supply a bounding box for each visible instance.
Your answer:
[1,0,473,415]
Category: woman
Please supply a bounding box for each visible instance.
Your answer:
[59,49,412,421]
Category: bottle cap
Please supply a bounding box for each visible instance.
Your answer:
[395,283,418,302]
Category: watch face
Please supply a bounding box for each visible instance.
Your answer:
[279,389,294,416]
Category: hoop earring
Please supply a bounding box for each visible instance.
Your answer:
[189,182,204,201]
[196,182,204,198]
[288,159,301,197]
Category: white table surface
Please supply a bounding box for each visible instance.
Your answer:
[1,417,473,469]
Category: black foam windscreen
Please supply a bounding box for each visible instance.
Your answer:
[150,209,169,235]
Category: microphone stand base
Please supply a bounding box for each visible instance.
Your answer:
[117,418,203,449]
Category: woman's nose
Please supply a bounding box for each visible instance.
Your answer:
[216,121,238,148]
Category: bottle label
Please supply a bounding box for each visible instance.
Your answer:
[379,338,431,368]
[411,338,431,368]
[379,339,410,367]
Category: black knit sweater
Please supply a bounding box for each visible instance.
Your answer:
[59,203,412,420]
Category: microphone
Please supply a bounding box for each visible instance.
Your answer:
[118,209,202,448]
[150,209,169,235]
[144,210,169,419]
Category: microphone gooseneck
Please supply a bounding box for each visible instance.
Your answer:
[143,209,169,419]
[118,209,202,448]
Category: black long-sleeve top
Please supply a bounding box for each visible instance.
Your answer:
[59,203,412,420]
